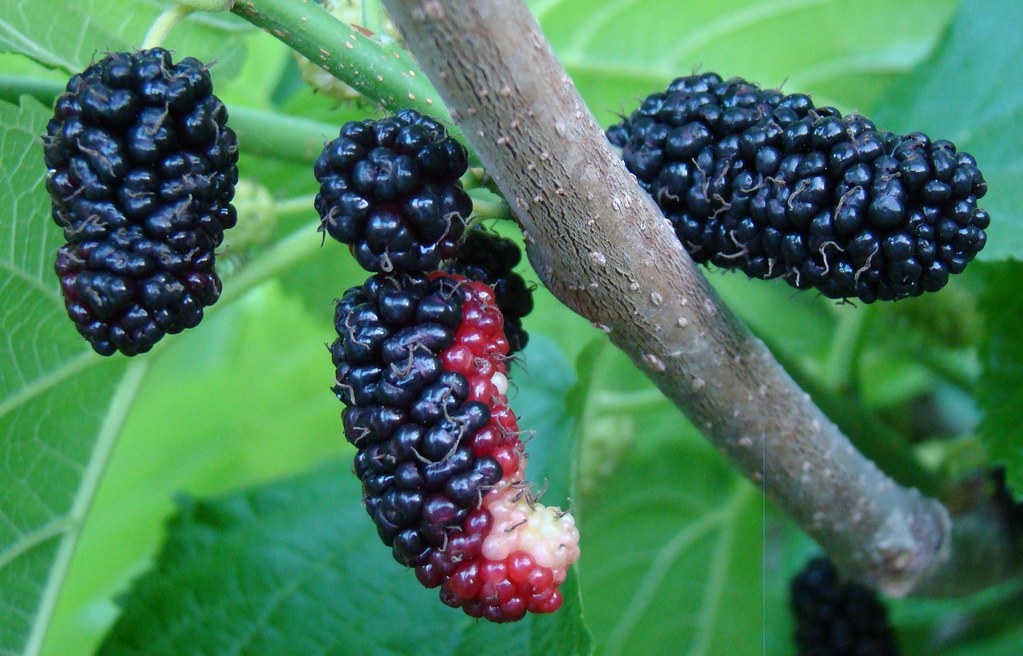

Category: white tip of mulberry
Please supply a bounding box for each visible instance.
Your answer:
[481,486,580,570]
[492,371,509,395]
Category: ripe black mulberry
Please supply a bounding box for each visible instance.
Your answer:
[44,49,238,355]
[608,73,989,302]
[315,110,471,273]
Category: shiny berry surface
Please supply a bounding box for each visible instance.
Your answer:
[315,110,471,273]
[44,49,238,355]
[332,272,578,622]
[608,73,989,302]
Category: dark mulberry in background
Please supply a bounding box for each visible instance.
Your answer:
[608,73,989,303]
[315,110,472,273]
[444,227,534,354]
[790,557,899,656]
[44,48,238,356]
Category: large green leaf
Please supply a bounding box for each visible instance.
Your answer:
[97,336,590,655]
[0,0,248,78]
[98,463,589,656]
[978,261,1023,493]
[534,0,958,124]
[39,285,345,656]
[0,97,145,656]
[572,341,813,655]
[874,0,1023,261]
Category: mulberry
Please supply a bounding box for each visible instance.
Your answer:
[444,227,534,354]
[608,73,989,302]
[790,557,899,656]
[315,110,471,273]
[331,272,579,622]
[44,49,238,356]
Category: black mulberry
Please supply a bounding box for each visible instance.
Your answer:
[44,49,238,356]
[790,557,899,656]
[315,110,471,273]
[444,227,534,354]
[608,73,989,302]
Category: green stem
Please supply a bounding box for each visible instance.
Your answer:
[140,4,194,49]
[217,220,322,307]
[274,194,318,217]
[362,0,387,35]
[230,106,335,163]
[0,76,335,164]
[0,75,64,105]
[230,0,480,164]
[468,193,513,221]
[822,307,869,394]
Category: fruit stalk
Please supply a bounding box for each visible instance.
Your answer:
[229,0,466,150]
[0,76,335,164]
[379,0,1023,596]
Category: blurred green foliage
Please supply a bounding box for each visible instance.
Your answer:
[1,0,1021,655]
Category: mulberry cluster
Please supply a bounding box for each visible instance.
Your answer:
[790,557,899,656]
[314,110,471,273]
[323,111,576,622]
[607,73,989,302]
[44,48,238,356]
[443,227,534,354]
[331,272,579,621]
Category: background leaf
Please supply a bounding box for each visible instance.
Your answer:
[0,0,249,79]
[978,261,1023,494]
[874,0,1023,261]
[96,337,589,656]
[572,342,814,655]
[536,0,958,126]
[0,97,143,656]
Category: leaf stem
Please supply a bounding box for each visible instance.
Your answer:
[273,194,318,218]
[24,360,150,656]
[217,221,322,307]
[229,0,476,151]
[0,76,336,164]
[140,4,195,50]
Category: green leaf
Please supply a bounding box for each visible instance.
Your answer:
[874,0,1023,261]
[572,342,812,655]
[40,285,347,656]
[534,0,957,125]
[978,260,1023,493]
[0,0,249,77]
[0,97,146,656]
[98,335,590,655]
